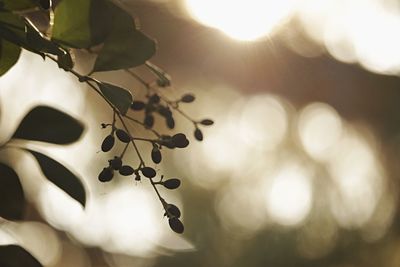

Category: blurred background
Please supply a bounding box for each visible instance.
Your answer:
[2,0,400,266]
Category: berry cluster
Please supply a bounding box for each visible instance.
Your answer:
[97,80,213,233]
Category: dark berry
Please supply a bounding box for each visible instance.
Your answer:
[144,114,154,128]
[172,133,189,148]
[116,129,130,143]
[119,165,134,176]
[194,128,203,141]
[166,203,181,218]
[98,167,113,182]
[101,135,115,152]
[141,167,156,178]
[163,178,181,189]
[168,217,184,234]
[131,101,145,111]
[151,147,162,164]
[181,94,195,103]
[109,157,122,170]
[200,119,214,126]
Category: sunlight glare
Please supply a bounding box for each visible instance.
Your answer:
[266,163,313,226]
[298,103,343,161]
[184,0,298,41]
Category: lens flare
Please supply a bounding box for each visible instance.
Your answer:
[184,0,299,41]
[266,163,313,226]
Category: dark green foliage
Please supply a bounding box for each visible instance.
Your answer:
[93,29,156,72]
[51,0,92,48]
[98,83,133,115]
[29,150,86,207]
[163,178,181,190]
[12,106,84,144]
[1,0,38,11]
[0,245,42,267]
[0,39,21,76]
[0,163,25,220]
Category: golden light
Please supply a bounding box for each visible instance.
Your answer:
[183,0,299,41]
[298,102,343,161]
[265,163,313,226]
[327,129,385,228]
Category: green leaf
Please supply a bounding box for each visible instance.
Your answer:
[51,0,134,48]
[0,39,21,76]
[89,0,134,46]
[98,82,133,115]
[0,245,42,267]
[29,150,86,207]
[1,0,37,11]
[12,106,84,144]
[51,0,92,48]
[0,163,25,220]
[93,29,156,72]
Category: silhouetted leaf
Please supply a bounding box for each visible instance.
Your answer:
[12,106,84,144]
[98,83,133,115]
[26,23,63,56]
[0,245,42,267]
[93,29,156,72]
[29,150,86,207]
[168,217,184,234]
[0,163,25,220]
[57,51,73,70]
[0,39,21,76]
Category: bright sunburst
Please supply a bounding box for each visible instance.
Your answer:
[184,0,299,41]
